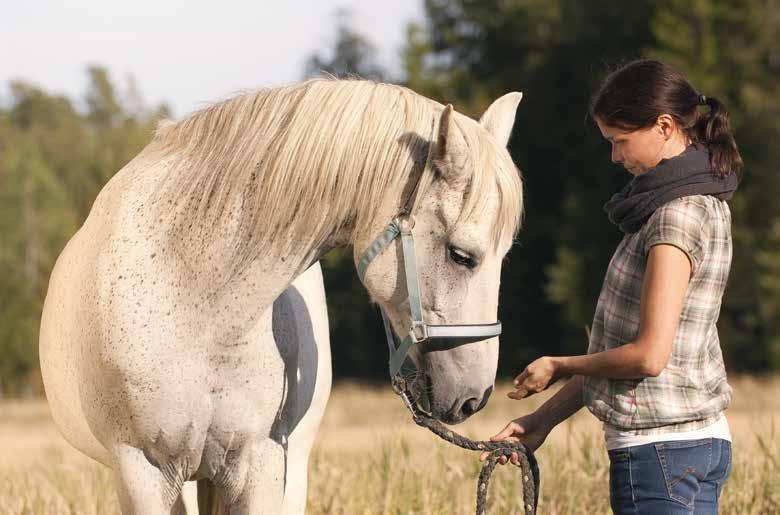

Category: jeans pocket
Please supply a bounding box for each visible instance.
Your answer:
[654,439,712,507]
[608,449,632,514]
[715,440,733,498]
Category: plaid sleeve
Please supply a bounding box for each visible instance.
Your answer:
[643,197,710,275]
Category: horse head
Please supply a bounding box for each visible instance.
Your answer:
[355,93,524,424]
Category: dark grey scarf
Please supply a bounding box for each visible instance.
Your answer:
[603,144,740,233]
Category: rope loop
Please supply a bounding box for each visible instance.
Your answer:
[392,378,540,514]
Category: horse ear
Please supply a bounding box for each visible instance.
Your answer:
[434,104,470,187]
[479,92,523,147]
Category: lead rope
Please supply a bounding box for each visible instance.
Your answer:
[392,376,540,515]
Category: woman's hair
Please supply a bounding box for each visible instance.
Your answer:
[589,59,743,180]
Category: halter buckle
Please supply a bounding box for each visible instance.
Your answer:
[411,321,428,342]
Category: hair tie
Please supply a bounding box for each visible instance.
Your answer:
[699,94,708,106]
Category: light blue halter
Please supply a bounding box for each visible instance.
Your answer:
[356,211,503,377]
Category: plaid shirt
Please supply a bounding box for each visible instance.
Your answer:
[583,195,733,435]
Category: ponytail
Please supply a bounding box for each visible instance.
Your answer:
[694,96,744,180]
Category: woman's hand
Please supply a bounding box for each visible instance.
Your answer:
[479,412,551,465]
[509,356,562,399]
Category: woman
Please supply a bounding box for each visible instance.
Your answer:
[483,59,742,514]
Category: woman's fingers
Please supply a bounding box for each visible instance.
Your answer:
[490,421,524,441]
[490,423,513,441]
[511,366,546,400]
[509,386,540,398]
[507,387,528,399]
[513,369,528,386]
[510,376,549,399]
[479,452,520,466]
[481,424,526,466]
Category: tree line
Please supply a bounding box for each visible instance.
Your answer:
[1,0,778,395]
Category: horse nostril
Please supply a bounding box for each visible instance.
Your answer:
[461,397,481,416]
[461,386,493,417]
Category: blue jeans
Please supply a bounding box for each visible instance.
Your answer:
[608,438,732,514]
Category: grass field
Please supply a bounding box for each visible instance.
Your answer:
[0,376,778,514]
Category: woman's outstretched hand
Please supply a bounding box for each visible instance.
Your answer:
[478,413,551,465]
[509,356,563,399]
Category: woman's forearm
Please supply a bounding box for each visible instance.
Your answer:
[555,341,662,379]
[535,375,585,429]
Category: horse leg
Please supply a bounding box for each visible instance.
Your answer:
[273,261,332,514]
[113,444,183,515]
[172,481,199,515]
[220,437,286,515]
[280,342,331,515]
[281,431,315,514]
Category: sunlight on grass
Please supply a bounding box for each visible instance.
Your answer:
[0,376,777,514]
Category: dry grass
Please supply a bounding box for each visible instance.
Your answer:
[0,376,778,514]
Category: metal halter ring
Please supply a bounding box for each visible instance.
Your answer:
[394,213,415,232]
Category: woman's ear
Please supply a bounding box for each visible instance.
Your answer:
[656,114,677,140]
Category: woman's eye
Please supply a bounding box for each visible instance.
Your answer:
[448,246,477,269]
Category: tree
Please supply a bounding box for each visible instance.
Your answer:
[0,68,165,395]
[304,9,387,80]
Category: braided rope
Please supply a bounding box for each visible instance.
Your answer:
[393,378,540,515]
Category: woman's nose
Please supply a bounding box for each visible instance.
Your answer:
[611,146,622,164]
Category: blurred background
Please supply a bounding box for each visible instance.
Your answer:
[3,2,780,513]
[2,0,780,397]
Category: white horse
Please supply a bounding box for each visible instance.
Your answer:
[39,79,524,514]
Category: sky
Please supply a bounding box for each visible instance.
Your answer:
[1,0,424,117]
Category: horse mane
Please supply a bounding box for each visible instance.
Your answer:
[151,78,523,275]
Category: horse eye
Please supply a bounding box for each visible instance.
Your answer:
[448,245,477,269]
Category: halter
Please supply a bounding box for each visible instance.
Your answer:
[356,167,502,378]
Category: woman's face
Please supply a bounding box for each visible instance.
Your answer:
[595,117,676,176]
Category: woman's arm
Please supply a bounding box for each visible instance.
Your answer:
[511,244,692,398]
[480,376,584,462]
[533,374,585,426]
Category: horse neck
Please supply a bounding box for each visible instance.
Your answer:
[203,194,371,315]
[235,168,418,316]
[163,101,434,311]
[270,135,429,274]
